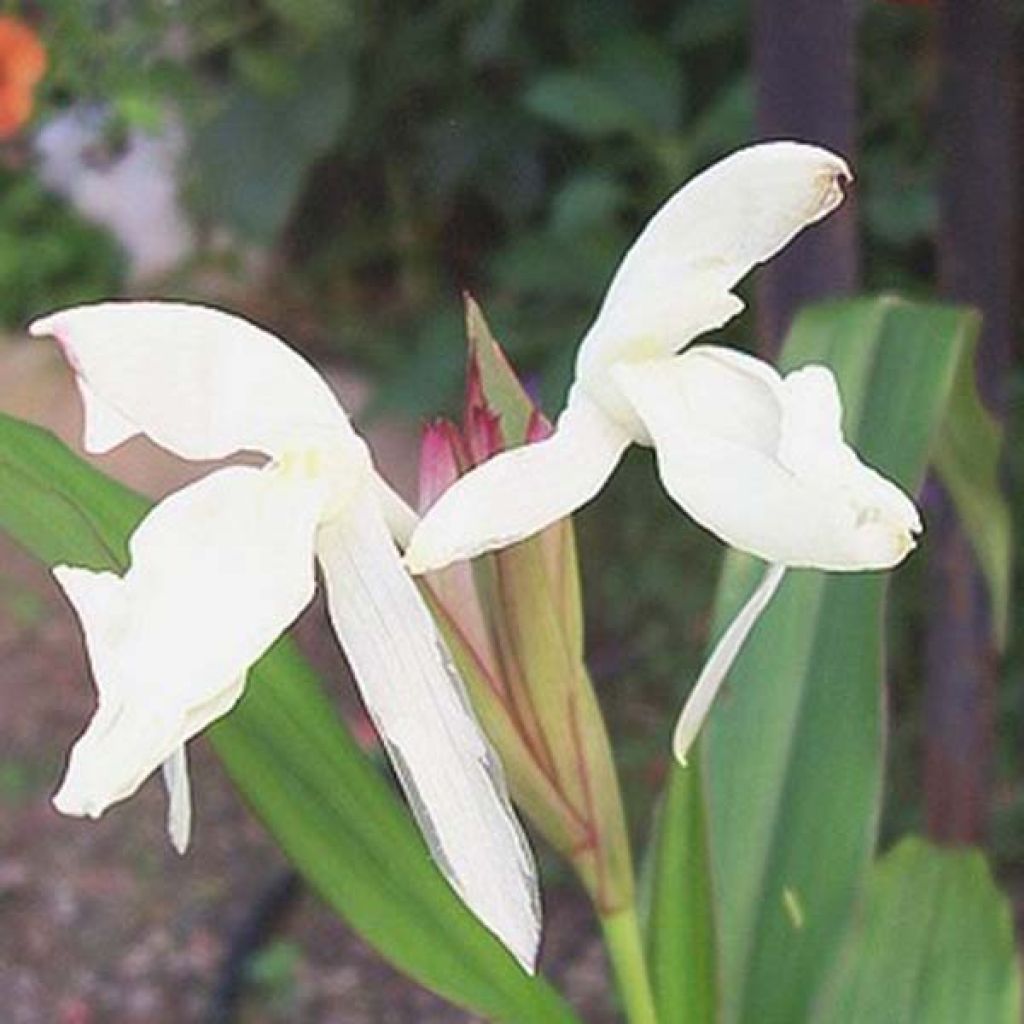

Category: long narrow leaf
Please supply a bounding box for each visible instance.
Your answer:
[645,298,991,1024]
[813,837,1021,1023]
[706,299,978,1024]
[646,758,718,1023]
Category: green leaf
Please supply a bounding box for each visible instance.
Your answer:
[0,412,578,1024]
[192,47,352,243]
[594,34,685,135]
[930,314,1012,647]
[550,172,627,240]
[263,0,354,38]
[647,298,983,1024]
[523,72,641,140]
[813,837,1021,1023]
[707,299,978,1024]
[646,759,718,1024]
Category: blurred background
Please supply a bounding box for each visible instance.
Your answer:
[0,1,1021,1020]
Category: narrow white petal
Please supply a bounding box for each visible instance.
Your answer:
[161,745,192,854]
[157,672,247,854]
[30,301,356,460]
[52,465,324,829]
[578,141,851,375]
[615,349,921,570]
[405,387,631,573]
[673,563,786,763]
[374,477,418,549]
[318,493,541,970]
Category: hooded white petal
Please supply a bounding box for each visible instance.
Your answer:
[317,490,540,971]
[614,347,921,570]
[30,301,355,460]
[577,141,851,378]
[405,387,631,573]
[673,563,786,764]
[53,464,325,828]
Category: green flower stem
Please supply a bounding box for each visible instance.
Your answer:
[601,904,659,1024]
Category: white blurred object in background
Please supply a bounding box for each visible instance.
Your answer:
[35,107,195,282]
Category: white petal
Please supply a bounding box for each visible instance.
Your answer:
[778,366,922,532]
[161,745,192,854]
[577,142,851,376]
[318,492,541,970]
[405,387,631,573]
[374,477,418,549]
[157,675,248,853]
[52,464,324,826]
[77,375,139,454]
[30,301,355,460]
[673,563,786,763]
[614,348,921,570]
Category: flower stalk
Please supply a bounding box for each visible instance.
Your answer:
[601,905,660,1024]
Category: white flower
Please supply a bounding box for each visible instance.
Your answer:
[404,142,921,762]
[30,302,540,970]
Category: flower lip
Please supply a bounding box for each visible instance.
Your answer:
[608,347,923,573]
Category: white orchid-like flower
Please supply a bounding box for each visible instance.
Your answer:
[405,142,921,762]
[30,302,540,970]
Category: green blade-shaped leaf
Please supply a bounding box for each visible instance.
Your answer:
[930,313,1012,648]
[0,412,578,1024]
[646,758,718,1023]
[707,299,976,1024]
[813,837,1021,1023]
[646,297,986,1024]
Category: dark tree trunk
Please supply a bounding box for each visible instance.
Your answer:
[753,0,860,355]
[926,0,1019,844]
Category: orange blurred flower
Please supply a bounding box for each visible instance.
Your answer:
[0,15,46,139]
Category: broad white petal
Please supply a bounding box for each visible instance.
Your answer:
[78,375,139,453]
[52,464,324,826]
[161,745,192,854]
[614,348,921,570]
[318,492,541,971]
[673,563,786,763]
[405,387,631,573]
[578,142,851,375]
[30,301,355,460]
[777,366,922,532]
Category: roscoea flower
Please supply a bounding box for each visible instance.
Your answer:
[0,15,46,139]
[405,142,921,762]
[29,301,540,970]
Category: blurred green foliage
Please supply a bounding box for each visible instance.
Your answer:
[12,1,938,391]
[0,167,122,325]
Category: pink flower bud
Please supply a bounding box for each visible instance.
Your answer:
[417,419,465,514]
[466,405,505,465]
[525,407,554,443]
